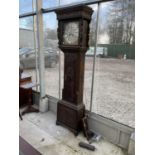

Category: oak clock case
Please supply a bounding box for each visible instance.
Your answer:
[55,6,93,135]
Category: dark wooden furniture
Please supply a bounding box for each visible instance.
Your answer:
[19,74,38,115]
[19,74,32,107]
[19,136,42,155]
[55,5,93,135]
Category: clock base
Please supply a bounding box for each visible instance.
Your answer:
[56,100,85,135]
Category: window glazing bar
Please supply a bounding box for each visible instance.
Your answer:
[19,12,36,18]
[89,2,101,112]
[19,0,115,18]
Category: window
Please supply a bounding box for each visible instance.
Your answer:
[84,4,98,111]
[42,0,59,9]
[19,0,135,127]
[91,0,135,127]
[19,0,34,14]
[60,0,89,6]
[43,13,60,98]
[19,16,38,91]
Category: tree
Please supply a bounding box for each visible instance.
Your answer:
[107,0,135,44]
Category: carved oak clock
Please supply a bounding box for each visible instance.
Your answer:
[55,5,93,135]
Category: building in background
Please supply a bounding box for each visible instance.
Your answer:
[19,28,34,48]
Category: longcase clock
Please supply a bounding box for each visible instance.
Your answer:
[55,5,93,135]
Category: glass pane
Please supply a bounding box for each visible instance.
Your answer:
[92,0,135,127]
[60,0,89,6]
[19,17,33,30]
[43,0,59,9]
[19,0,34,14]
[43,13,60,98]
[84,4,98,110]
[19,16,38,91]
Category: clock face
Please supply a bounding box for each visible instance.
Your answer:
[62,21,79,45]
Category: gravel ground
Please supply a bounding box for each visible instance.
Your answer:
[25,57,135,128]
[84,57,135,128]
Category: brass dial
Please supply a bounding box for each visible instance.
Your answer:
[63,21,79,45]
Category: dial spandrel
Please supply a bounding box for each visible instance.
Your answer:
[63,21,79,45]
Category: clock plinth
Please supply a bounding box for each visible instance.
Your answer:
[55,5,93,135]
[56,100,85,135]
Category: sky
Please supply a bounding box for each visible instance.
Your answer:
[19,0,88,14]
[19,0,116,44]
[19,0,111,28]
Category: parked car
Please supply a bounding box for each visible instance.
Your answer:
[86,47,94,57]
[19,48,59,69]
[86,47,108,57]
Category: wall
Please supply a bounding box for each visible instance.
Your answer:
[98,44,135,59]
